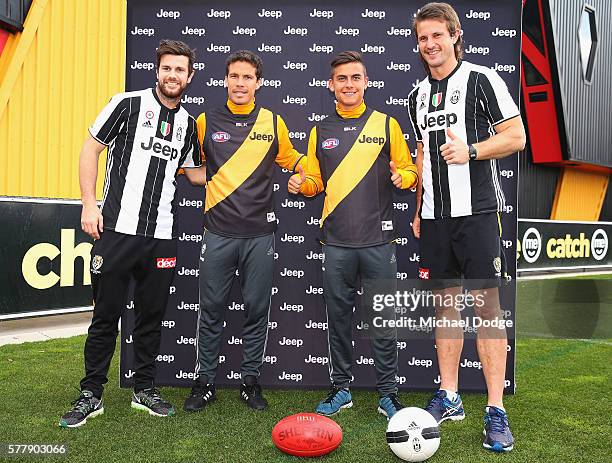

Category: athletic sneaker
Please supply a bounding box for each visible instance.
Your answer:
[59,390,104,428]
[483,406,514,452]
[131,388,176,417]
[183,381,216,412]
[378,393,404,419]
[424,390,465,423]
[315,386,353,416]
[240,376,268,410]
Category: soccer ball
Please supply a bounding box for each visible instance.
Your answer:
[386,407,441,462]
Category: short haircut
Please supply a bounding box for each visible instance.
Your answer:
[225,50,264,80]
[156,39,196,73]
[330,51,367,78]
[413,2,463,61]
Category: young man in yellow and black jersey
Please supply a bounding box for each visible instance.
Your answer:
[183,50,306,412]
[288,51,418,419]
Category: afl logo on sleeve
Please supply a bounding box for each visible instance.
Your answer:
[212,131,231,142]
[322,138,339,149]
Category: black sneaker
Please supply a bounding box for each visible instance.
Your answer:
[59,390,104,428]
[131,388,176,417]
[240,376,268,410]
[183,381,216,412]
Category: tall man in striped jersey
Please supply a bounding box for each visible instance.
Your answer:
[59,40,206,428]
[183,50,305,412]
[288,51,418,419]
[408,3,526,452]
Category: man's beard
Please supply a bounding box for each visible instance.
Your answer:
[158,80,185,100]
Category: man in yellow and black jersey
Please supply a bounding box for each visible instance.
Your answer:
[289,51,418,419]
[183,50,306,413]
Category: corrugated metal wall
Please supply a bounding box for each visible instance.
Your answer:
[0,0,126,199]
[600,183,612,221]
[551,168,609,221]
[548,0,612,167]
[518,139,560,219]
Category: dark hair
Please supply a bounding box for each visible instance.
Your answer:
[225,50,264,80]
[156,39,196,73]
[330,51,367,78]
[413,2,463,61]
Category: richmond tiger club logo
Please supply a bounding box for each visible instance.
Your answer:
[322,138,339,149]
[212,131,231,143]
[91,255,103,274]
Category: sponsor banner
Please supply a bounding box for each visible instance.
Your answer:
[0,199,93,318]
[518,219,612,271]
[118,0,522,392]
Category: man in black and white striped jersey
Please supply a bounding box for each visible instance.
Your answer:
[59,40,206,428]
[408,3,525,453]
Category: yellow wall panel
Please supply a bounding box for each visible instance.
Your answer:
[0,0,126,199]
[551,169,609,221]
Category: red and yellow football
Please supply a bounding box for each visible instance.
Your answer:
[271,413,343,457]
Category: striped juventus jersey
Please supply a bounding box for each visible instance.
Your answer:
[408,61,520,219]
[89,88,201,239]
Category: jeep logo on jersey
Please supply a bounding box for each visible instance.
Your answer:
[322,138,339,149]
[141,137,179,159]
[156,257,176,269]
[212,131,230,143]
[160,121,171,137]
[249,132,274,142]
[431,92,443,107]
[358,134,385,145]
[419,112,458,130]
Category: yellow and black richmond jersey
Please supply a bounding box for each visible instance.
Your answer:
[301,104,418,247]
[197,101,304,238]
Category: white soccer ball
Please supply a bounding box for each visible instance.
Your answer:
[386,407,441,462]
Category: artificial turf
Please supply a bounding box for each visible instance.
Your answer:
[0,334,610,462]
[1,275,610,462]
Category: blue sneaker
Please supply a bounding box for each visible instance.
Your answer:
[316,386,352,416]
[424,390,465,423]
[483,406,514,452]
[378,393,404,419]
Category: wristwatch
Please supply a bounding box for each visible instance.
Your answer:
[468,144,478,161]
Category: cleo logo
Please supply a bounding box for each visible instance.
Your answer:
[321,138,339,149]
[418,268,430,279]
[157,257,176,269]
[212,131,231,143]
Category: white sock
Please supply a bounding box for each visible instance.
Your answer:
[441,389,457,401]
[486,405,506,413]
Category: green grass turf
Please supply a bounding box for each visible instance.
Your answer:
[0,335,610,462]
[1,275,610,462]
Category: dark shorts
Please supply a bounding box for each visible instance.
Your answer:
[418,212,505,290]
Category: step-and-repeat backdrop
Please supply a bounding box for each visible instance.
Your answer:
[120,0,521,392]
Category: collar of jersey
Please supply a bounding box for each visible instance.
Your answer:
[227,99,255,115]
[336,101,366,119]
[428,60,463,84]
[151,88,181,112]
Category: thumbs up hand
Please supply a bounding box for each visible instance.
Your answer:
[288,164,306,194]
[440,128,469,165]
[390,161,402,188]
